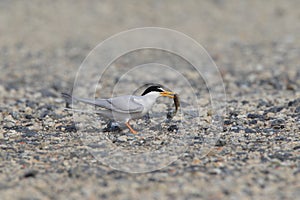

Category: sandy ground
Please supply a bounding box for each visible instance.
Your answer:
[0,1,300,199]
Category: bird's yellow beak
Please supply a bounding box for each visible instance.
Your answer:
[160,91,175,98]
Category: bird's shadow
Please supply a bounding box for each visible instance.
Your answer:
[101,113,155,135]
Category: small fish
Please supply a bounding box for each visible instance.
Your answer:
[173,93,180,115]
[167,93,180,119]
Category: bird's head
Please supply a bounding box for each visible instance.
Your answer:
[141,85,175,98]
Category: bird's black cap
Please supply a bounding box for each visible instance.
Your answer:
[141,85,165,96]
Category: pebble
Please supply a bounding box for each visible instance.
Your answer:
[167,125,178,132]
[24,107,33,115]
[264,106,284,113]
[271,119,285,129]
[0,131,4,139]
[247,113,263,119]
[22,170,38,178]
[117,136,128,142]
[245,128,256,133]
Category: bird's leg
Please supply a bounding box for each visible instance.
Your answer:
[125,121,138,134]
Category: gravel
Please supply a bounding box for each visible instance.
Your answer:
[1,1,300,200]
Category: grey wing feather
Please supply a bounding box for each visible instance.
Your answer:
[62,93,143,113]
[106,95,144,113]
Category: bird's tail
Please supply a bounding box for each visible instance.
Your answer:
[61,92,88,104]
[62,93,102,113]
[64,107,96,114]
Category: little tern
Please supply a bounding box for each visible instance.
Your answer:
[62,85,176,134]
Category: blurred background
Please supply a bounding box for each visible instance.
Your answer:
[1,0,299,87]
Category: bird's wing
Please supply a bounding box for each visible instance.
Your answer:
[106,95,144,113]
[63,93,144,113]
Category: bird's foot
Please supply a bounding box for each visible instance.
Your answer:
[126,121,138,135]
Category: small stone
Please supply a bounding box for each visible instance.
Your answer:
[152,140,162,145]
[39,110,50,119]
[265,106,284,113]
[288,98,300,107]
[0,131,4,139]
[208,168,222,175]
[249,119,257,124]
[271,119,285,129]
[241,100,249,105]
[265,112,275,118]
[4,121,14,129]
[117,135,127,142]
[25,107,32,115]
[224,120,232,125]
[293,146,300,150]
[215,139,226,146]
[22,130,38,137]
[4,115,14,122]
[230,126,240,133]
[22,170,38,178]
[11,111,19,119]
[247,113,263,119]
[192,158,201,165]
[168,125,178,132]
[25,100,36,108]
[245,128,256,133]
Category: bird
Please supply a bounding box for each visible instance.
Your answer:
[62,85,175,134]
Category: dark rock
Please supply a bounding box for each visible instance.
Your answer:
[215,138,226,146]
[235,80,251,87]
[295,106,300,113]
[5,82,19,91]
[288,98,300,107]
[39,110,50,119]
[143,113,151,124]
[247,113,263,119]
[224,120,232,125]
[229,111,239,117]
[264,106,284,114]
[25,114,33,119]
[103,121,122,132]
[257,99,271,108]
[38,104,57,110]
[249,119,257,124]
[4,125,38,137]
[245,128,256,133]
[22,130,38,137]
[228,99,238,103]
[57,123,77,132]
[22,170,38,178]
[241,100,249,105]
[271,119,285,129]
[274,136,285,141]
[293,146,300,150]
[25,100,36,108]
[168,125,178,132]
[268,151,292,161]
[262,128,277,135]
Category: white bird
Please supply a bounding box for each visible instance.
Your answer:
[62,85,175,134]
